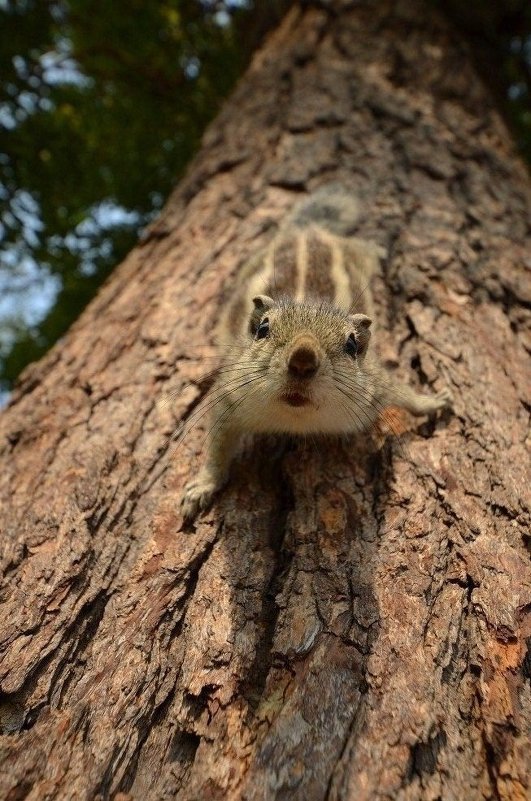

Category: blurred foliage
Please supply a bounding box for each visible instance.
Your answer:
[0,0,530,393]
[0,0,287,391]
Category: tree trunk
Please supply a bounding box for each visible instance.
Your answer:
[1,1,530,799]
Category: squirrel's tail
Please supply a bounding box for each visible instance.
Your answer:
[286,182,360,237]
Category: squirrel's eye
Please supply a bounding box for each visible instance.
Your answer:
[256,318,270,340]
[345,333,358,358]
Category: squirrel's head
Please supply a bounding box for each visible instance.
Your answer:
[247,294,372,421]
[250,294,371,362]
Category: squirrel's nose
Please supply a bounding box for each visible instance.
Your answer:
[288,345,320,378]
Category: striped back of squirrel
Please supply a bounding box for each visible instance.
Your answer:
[221,224,383,346]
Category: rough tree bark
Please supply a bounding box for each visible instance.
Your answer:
[0,1,530,799]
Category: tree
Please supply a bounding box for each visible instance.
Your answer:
[0,0,530,798]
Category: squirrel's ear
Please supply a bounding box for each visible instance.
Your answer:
[348,313,372,359]
[252,295,276,313]
[348,313,372,331]
[250,295,276,334]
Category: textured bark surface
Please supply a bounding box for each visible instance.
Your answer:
[0,1,530,799]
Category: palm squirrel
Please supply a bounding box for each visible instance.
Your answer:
[181,185,451,520]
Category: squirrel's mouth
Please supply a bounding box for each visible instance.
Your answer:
[281,391,312,408]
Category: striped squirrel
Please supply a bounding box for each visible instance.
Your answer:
[181,185,451,520]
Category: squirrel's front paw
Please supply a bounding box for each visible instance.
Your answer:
[181,474,218,522]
